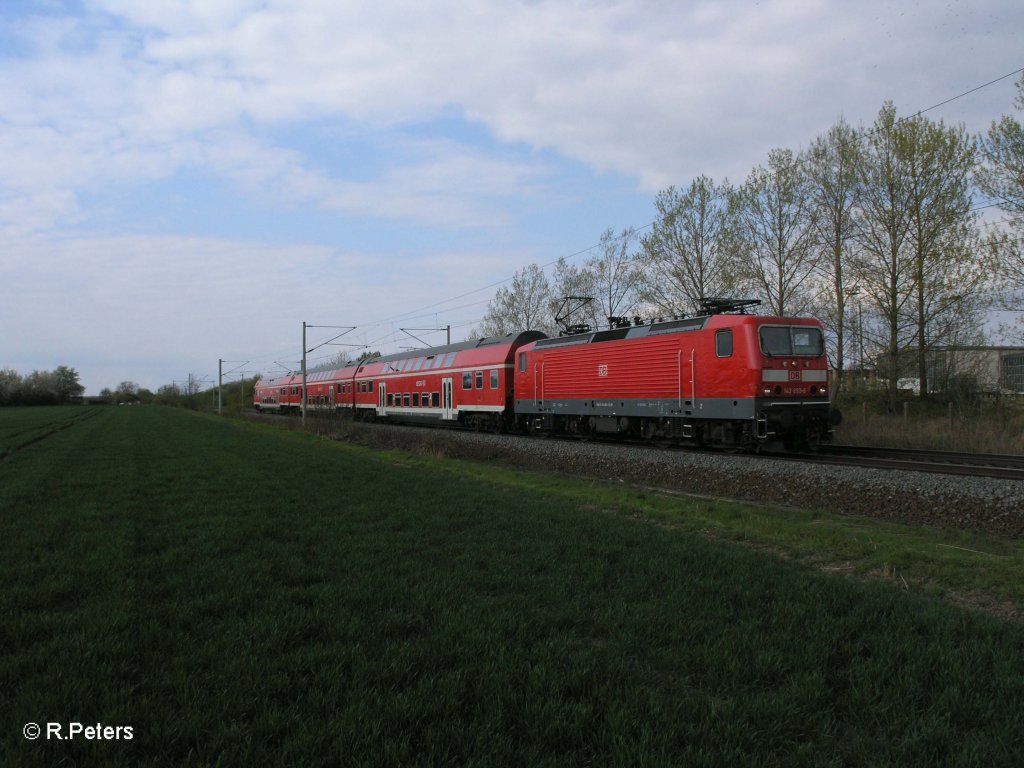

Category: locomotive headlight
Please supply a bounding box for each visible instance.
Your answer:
[763,387,771,396]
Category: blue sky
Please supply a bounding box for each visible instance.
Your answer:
[1,0,1022,394]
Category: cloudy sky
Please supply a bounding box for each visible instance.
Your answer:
[1,0,1021,394]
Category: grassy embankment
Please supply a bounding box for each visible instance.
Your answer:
[832,389,1024,453]
[2,405,1023,767]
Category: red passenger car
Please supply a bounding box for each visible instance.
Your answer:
[255,331,545,430]
[513,307,834,450]
[348,331,544,429]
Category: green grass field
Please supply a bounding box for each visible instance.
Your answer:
[2,406,1023,767]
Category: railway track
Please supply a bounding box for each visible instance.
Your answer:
[779,444,1024,481]
[246,409,1024,482]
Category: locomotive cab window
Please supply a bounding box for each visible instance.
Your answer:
[519,353,527,373]
[760,325,824,357]
[715,329,733,357]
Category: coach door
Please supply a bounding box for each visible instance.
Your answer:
[378,382,387,416]
[441,377,454,420]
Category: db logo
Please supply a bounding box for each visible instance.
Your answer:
[597,364,609,377]
[789,370,801,381]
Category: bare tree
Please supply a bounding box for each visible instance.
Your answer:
[475,263,554,336]
[731,148,819,316]
[638,177,736,315]
[588,227,641,327]
[550,256,598,330]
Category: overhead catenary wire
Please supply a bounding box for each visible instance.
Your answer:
[234,66,1024,379]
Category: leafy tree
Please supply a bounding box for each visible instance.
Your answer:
[22,370,59,405]
[53,365,84,403]
[638,177,736,315]
[805,118,863,377]
[0,368,23,405]
[852,103,985,405]
[977,74,1024,293]
[977,74,1024,222]
[852,104,917,408]
[731,148,820,316]
[901,113,983,396]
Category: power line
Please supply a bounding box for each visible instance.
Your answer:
[235,67,1024,376]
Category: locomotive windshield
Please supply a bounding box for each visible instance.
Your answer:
[759,325,824,357]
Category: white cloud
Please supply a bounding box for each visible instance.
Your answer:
[2,0,1022,389]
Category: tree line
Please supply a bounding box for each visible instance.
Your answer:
[475,79,1024,407]
[0,366,85,405]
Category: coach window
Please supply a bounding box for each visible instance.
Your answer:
[431,392,440,407]
[716,329,733,358]
[462,372,472,389]
[403,393,411,407]
[475,371,483,389]
[412,393,420,407]
[490,370,499,389]
[421,392,429,406]
[368,380,374,392]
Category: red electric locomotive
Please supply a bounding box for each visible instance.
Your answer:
[254,300,837,450]
[513,300,836,450]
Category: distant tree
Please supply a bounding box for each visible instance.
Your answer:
[731,148,820,316]
[53,366,84,403]
[115,381,141,403]
[357,350,382,362]
[475,264,553,336]
[0,368,23,405]
[638,177,737,315]
[22,370,59,405]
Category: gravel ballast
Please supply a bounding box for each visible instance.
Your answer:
[264,414,1024,538]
